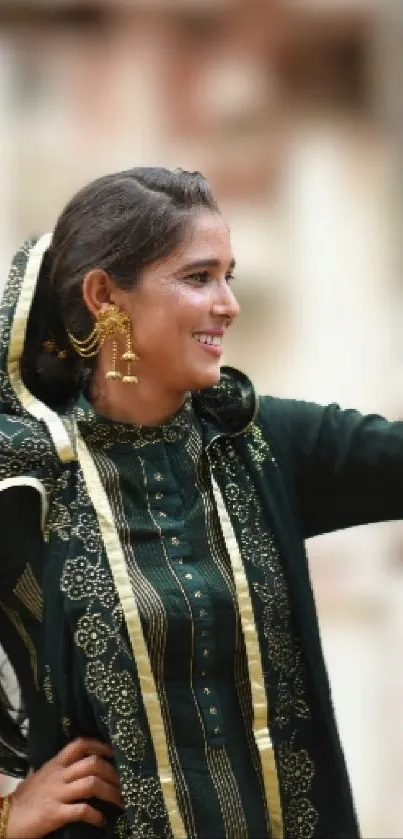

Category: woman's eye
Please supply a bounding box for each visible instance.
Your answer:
[187,271,210,284]
[225,272,235,284]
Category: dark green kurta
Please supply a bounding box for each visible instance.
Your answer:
[69,392,320,839]
[4,373,398,838]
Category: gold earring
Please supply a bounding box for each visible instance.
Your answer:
[106,332,122,381]
[68,305,138,384]
[120,324,138,384]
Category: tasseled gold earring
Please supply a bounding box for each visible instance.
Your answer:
[121,328,138,384]
[68,305,139,384]
[107,331,122,381]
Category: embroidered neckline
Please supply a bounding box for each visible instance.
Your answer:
[72,393,195,449]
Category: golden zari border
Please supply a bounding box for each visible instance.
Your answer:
[211,476,284,839]
[75,430,187,839]
[7,233,75,463]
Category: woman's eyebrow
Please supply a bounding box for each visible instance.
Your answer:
[179,257,236,272]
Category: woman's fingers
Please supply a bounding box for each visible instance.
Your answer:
[55,738,114,768]
[63,754,120,789]
[61,801,107,829]
[64,776,124,809]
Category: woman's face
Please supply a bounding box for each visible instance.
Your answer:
[114,210,240,393]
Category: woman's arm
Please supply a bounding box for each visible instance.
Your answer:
[259,396,403,538]
[3,738,123,839]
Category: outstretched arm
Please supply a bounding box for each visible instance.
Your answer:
[259,396,403,538]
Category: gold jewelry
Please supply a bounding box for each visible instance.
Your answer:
[68,305,138,384]
[121,328,138,384]
[0,796,11,839]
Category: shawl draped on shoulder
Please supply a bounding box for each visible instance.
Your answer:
[0,236,75,776]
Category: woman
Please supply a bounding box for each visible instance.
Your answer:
[0,166,401,839]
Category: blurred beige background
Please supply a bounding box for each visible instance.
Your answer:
[0,1,403,835]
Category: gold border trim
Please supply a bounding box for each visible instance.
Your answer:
[211,476,284,839]
[76,430,186,839]
[7,234,75,463]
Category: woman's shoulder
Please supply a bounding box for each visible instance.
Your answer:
[194,366,334,452]
[193,365,258,435]
[193,366,311,435]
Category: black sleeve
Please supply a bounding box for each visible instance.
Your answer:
[259,396,403,539]
[0,485,43,594]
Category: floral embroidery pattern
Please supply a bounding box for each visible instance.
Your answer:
[50,466,170,836]
[246,423,277,470]
[209,436,318,839]
[278,738,318,839]
[118,766,172,838]
[74,395,193,450]
[61,555,115,607]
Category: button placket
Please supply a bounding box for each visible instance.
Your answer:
[146,460,224,745]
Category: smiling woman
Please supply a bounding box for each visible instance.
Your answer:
[0,166,403,839]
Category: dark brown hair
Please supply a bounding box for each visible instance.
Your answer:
[22,166,219,408]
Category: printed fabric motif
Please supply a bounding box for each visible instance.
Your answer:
[209,428,318,839]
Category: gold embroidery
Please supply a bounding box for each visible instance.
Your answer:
[75,394,193,450]
[74,432,186,838]
[207,746,249,839]
[92,449,197,839]
[117,768,170,838]
[61,555,115,607]
[13,563,43,622]
[278,736,318,839]
[44,500,71,542]
[43,665,54,704]
[5,235,75,463]
[211,440,310,730]
[57,472,170,834]
[115,813,132,838]
[210,437,318,839]
[246,423,276,470]
[75,610,111,658]
[84,657,146,761]
[211,475,283,839]
[186,424,261,836]
[1,604,39,689]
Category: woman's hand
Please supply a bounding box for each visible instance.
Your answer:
[4,737,123,839]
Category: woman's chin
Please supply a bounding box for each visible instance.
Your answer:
[186,364,221,392]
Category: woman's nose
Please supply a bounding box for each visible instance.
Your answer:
[211,283,240,322]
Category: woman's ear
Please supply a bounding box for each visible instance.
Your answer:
[82,269,116,317]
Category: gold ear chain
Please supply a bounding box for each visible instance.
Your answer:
[68,305,138,384]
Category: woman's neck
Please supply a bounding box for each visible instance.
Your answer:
[90,375,187,427]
